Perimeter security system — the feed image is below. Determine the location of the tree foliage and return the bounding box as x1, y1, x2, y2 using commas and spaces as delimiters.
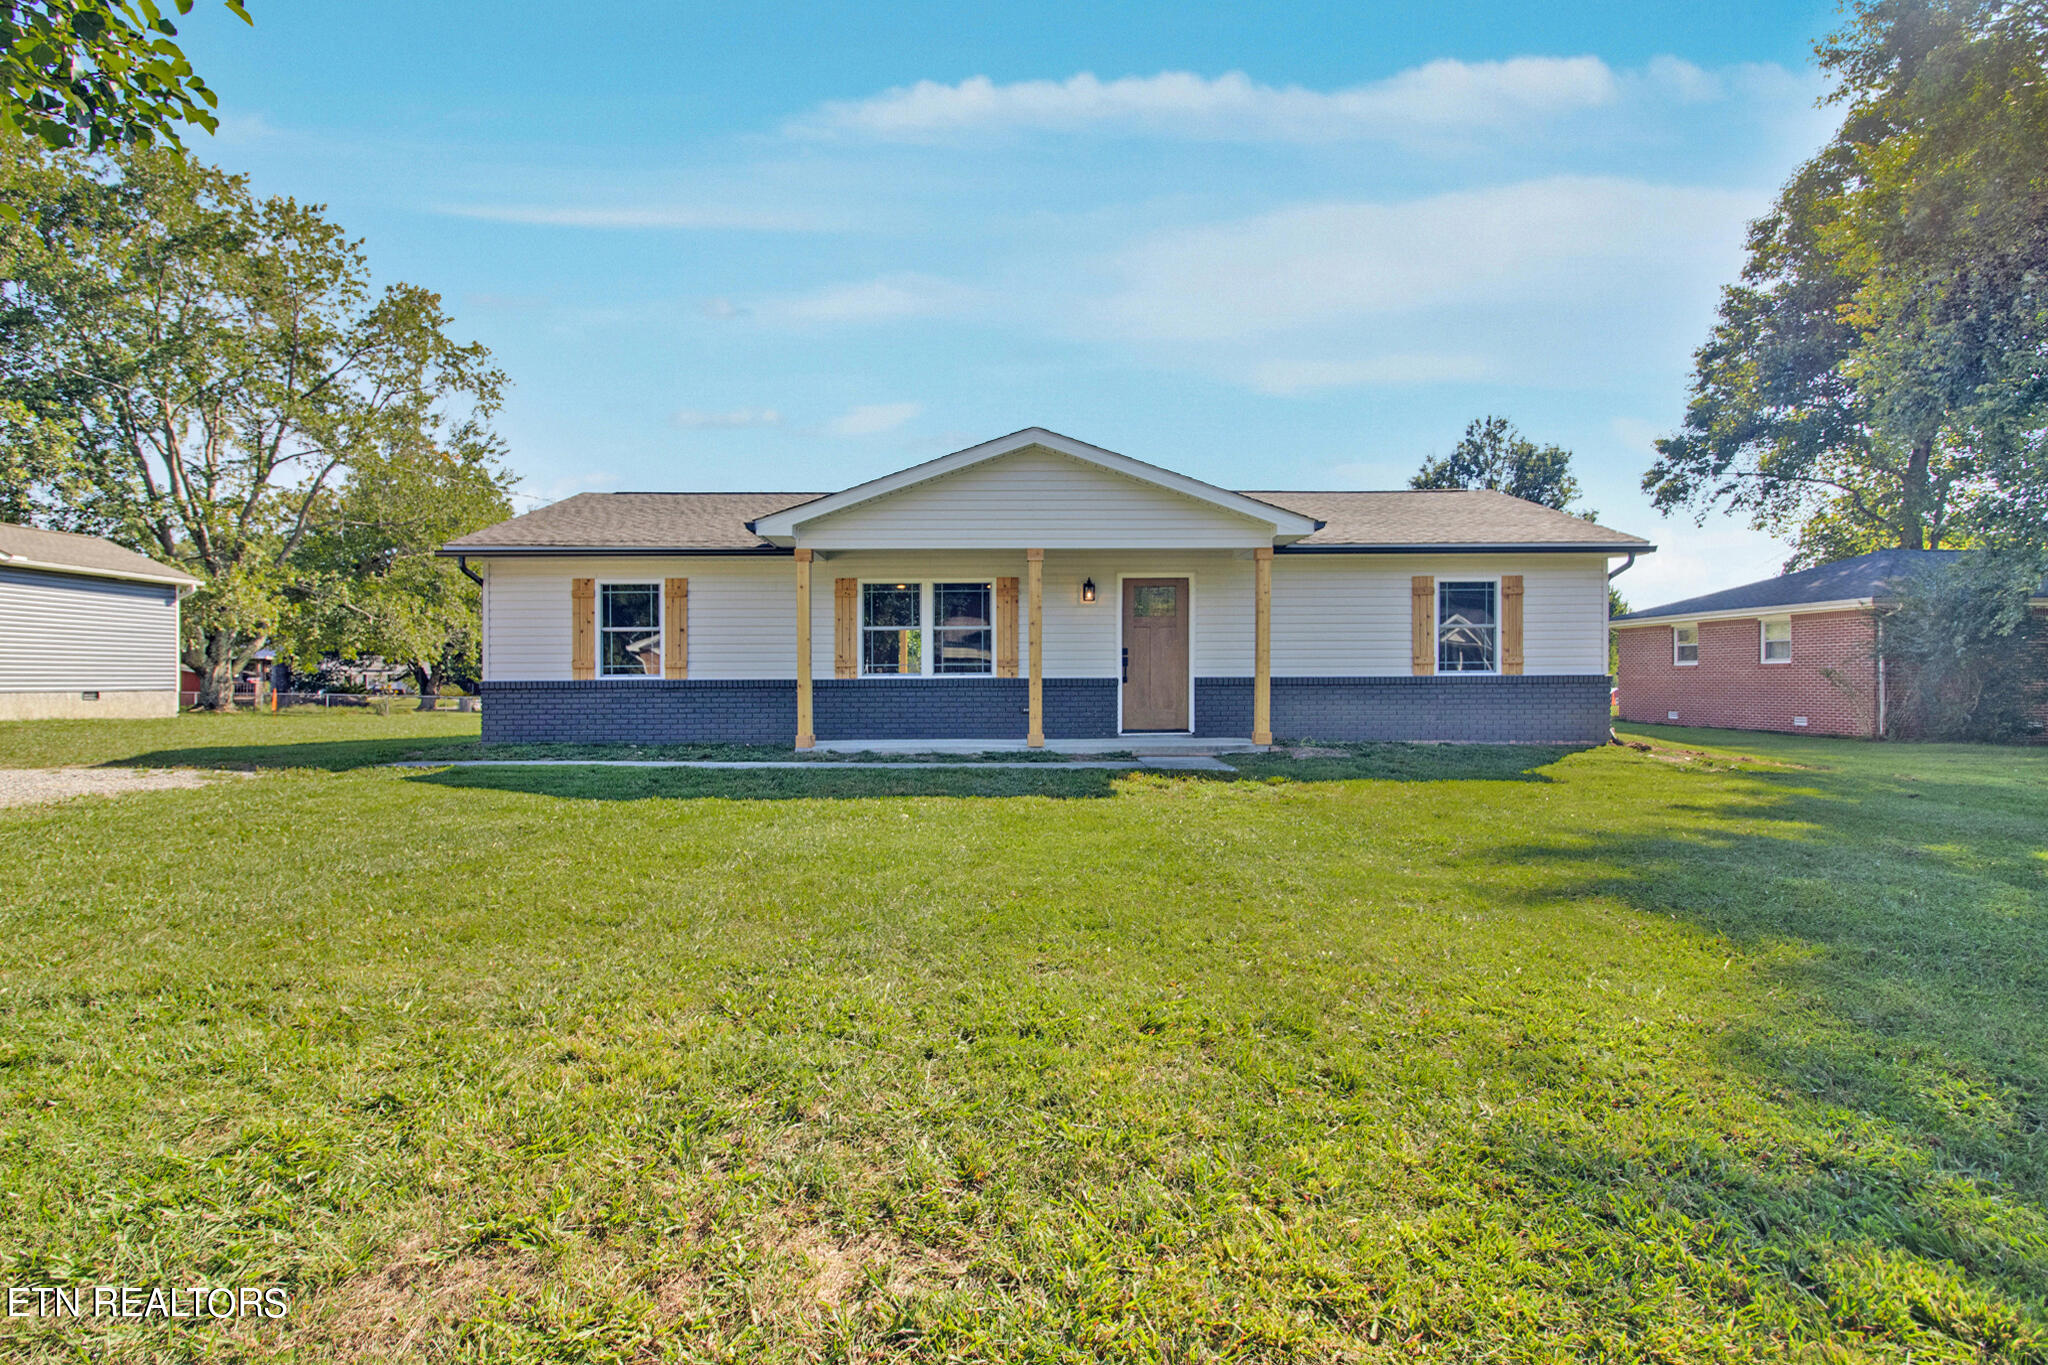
1646, 0, 2048, 566
1879, 552, 2048, 739
2, 1, 249, 152
287, 435, 513, 706
0, 137, 505, 707
1412, 416, 1588, 513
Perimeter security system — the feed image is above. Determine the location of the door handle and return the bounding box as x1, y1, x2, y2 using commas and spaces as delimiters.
1121, 647, 1128, 683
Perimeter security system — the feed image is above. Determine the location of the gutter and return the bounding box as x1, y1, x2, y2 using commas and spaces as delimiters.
1612, 596, 1877, 628
1275, 542, 1654, 556
434, 545, 794, 558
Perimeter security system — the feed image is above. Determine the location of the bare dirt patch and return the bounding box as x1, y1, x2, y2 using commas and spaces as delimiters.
0, 766, 223, 808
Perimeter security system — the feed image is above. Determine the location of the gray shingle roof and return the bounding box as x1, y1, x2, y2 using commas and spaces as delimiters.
443, 487, 1650, 553
1246, 489, 1649, 549
1610, 548, 2048, 623
0, 521, 201, 584
442, 492, 823, 552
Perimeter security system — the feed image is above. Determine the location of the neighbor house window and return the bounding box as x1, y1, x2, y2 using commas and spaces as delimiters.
1673, 623, 1699, 665
599, 583, 662, 676
862, 581, 994, 676
1437, 580, 1498, 673
1761, 617, 1792, 664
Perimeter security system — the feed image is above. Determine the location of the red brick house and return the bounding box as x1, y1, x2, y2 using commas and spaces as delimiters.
1613, 549, 2048, 739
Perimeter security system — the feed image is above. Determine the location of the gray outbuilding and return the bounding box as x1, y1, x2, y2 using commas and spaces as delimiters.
0, 522, 202, 720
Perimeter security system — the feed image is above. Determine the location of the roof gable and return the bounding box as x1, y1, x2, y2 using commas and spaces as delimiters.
748, 428, 1322, 544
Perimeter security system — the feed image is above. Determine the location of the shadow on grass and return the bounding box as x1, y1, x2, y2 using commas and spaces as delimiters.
116, 738, 475, 772
1479, 758, 2048, 1322
1225, 741, 1582, 784
404, 764, 1123, 801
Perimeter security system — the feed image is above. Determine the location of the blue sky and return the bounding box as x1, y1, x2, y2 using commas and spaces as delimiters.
175, 0, 1844, 606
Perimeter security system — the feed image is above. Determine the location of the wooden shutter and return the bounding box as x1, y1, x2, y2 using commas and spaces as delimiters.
996, 577, 1019, 677
1410, 575, 1435, 676
1500, 574, 1524, 675
571, 578, 596, 679
663, 577, 688, 679
834, 578, 858, 678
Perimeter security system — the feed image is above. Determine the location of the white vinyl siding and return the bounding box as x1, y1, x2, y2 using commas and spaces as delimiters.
793, 448, 1279, 551
474, 550, 1613, 681
478, 555, 794, 680
0, 567, 183, 693
1270, 554, 1610, 676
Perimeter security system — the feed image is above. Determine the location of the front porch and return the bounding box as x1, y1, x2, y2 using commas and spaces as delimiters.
791, 546, 1275, 750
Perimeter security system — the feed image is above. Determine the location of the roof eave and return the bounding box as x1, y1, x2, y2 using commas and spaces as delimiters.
435, 544, 789, 557
1280, 541, 1654, 555
1612, 596, 1874, 626
0, 552, 202, 587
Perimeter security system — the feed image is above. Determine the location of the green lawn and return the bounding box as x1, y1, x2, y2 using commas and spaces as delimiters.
0, 713, 2044, 1362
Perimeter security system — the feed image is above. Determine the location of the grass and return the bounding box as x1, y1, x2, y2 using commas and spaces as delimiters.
0, 712, 2044, 1361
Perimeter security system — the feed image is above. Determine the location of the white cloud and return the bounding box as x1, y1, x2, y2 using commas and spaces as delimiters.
822, 402, 922, 437
1098, 175, 1762, 344
434, 203, 833, 231
793, 55, 1791, 144
699, 297, 744, 320
671, 407, 781, 429
1250, 353, 1497, 394
762, 273, 982, 325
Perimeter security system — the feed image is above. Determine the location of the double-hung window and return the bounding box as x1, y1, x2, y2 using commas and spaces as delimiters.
1437, 580, 1498, 673
862, 582, 994, 676
599, 583, 663, 676
1760, 617, 1792, 664
1673, 623, 1699, 665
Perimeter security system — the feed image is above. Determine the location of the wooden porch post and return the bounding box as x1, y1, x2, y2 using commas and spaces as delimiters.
1026, 549, 1044, 748
1252, 547, 1273, 746
794, 548, 815, 749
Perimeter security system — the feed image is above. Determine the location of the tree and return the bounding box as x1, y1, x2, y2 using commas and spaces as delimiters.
1412, 416, 1589, 513
286, 432, 513, 708
3, 1, 250, 151
0, 138, 504, 707
1645, 0, 2048, 567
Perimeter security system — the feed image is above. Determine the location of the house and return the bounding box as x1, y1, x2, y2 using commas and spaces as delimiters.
0, 521, 202, 720
1611, 548, 2048, 738
441, 428, 1652, 748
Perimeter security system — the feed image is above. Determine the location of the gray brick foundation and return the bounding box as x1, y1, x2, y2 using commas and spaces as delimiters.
481, 679, 795, 744
1264, 674, 1612, 743
480, 673, 1610, 745
481, 676, 1121, 744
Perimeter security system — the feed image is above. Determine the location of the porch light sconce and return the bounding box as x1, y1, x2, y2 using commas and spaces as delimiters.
1080, 577, 1097, 604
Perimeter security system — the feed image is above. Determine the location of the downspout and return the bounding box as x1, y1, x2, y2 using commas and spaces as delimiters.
1607, 551, 1637, 582
456, 554, 483, 586
1874, 613, 1887, 740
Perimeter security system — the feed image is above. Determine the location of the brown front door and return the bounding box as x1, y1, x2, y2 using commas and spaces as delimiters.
1122, 577, 1190, 731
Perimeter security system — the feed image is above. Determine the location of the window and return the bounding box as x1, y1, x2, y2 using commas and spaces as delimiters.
1437, 580, 1498, 673
1673, 623, 1699, 666
862, 581, 996, 677
932, 582, 993, 674
599, 583, 662, 676
862, 583, 922, 675
1761, 617, 1792, 664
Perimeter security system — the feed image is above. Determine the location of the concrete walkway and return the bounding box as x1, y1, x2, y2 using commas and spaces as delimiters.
390, 755, 1239, 772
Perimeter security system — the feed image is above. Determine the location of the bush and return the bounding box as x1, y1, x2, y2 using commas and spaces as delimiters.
1879, 553, 2048, 741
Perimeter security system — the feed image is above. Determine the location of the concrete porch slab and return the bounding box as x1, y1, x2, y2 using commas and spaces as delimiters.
808, 736, 1267, 756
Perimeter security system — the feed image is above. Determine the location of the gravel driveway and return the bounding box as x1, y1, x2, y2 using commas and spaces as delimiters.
0, 767, 217, 809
